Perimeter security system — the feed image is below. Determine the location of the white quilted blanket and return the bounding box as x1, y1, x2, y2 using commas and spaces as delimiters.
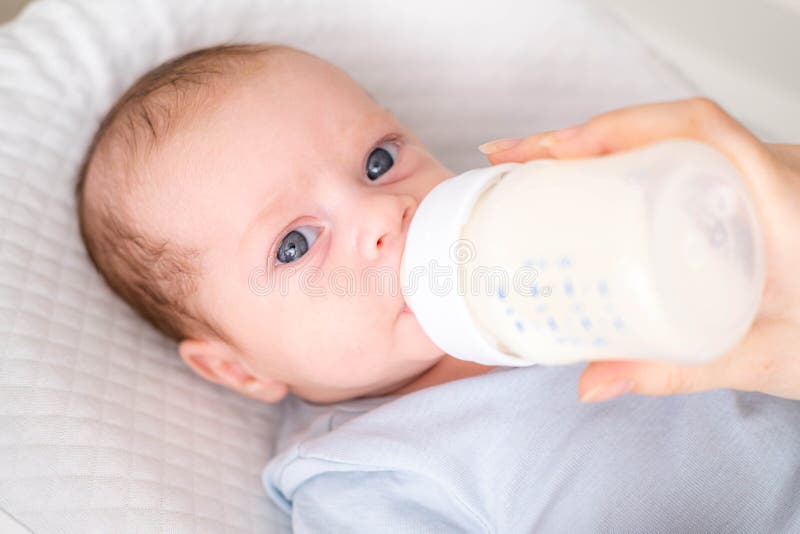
0, 0, 694, 532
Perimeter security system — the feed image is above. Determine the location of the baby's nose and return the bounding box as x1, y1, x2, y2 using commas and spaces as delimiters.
355, 195, 415, 262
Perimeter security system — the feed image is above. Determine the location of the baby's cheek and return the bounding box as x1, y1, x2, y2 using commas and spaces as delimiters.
280, 268, 396, 348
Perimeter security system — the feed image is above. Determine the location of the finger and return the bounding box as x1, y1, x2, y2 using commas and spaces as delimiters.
577, 358, 735, 402
485, 125, 598, 165
484, 130, 558, 165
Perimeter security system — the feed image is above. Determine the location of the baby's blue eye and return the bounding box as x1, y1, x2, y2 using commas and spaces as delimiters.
276, 226, 320, 265
366, 141, 399, 181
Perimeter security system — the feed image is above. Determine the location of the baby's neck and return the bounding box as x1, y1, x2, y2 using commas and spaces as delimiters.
387, 355, 495, 396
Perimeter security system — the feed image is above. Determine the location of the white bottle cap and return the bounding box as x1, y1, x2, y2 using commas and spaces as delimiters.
400, 163, 535, 367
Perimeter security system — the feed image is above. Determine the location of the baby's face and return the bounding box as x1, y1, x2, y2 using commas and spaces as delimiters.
139, 50, 454, 403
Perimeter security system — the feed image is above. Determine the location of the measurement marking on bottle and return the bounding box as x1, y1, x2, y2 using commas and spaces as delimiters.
597, 280, 608, 296
564, 280, 574, 296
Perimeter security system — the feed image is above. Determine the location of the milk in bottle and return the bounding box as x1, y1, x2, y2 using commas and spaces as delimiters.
400, 139, 764, 367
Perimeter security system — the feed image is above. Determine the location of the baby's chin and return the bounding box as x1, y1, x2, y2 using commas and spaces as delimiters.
353, 358, 444, 400
303, 348, 444, 404
293, 303, 446, 403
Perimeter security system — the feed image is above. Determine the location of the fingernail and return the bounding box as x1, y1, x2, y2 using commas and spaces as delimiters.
579, 379, 633, 403
478, 137, 523, 154
244, 378, 262, 392
539, 125, 582, 147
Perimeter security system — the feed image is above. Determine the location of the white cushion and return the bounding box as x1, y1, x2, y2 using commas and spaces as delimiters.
0, 0, 694, 532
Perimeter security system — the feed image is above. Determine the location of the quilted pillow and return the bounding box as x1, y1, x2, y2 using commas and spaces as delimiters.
0, 0, 694, 532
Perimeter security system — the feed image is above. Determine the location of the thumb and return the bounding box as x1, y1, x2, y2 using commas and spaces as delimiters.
578, 359, 732, 403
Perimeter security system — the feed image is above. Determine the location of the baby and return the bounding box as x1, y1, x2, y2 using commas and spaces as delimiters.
77, 44, 490, 405
77, 44, 800, 531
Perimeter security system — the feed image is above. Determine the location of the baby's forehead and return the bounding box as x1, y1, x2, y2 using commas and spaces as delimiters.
231, 56, 380, 123
171, 63, 390, 167
104, 46, 355, 160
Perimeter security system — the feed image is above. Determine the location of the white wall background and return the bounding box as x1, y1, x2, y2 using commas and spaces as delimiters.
603, 0, 800, 143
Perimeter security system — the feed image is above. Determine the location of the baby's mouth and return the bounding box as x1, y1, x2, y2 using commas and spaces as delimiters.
397, 204, 417, 317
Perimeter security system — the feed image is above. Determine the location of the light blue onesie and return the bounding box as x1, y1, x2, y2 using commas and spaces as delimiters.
262, 364, 800, 532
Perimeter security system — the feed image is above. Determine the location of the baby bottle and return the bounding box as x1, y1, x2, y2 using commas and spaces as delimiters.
400, 139, 765, 367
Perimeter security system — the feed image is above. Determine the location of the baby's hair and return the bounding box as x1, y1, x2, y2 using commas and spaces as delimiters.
75, 43, 291, 343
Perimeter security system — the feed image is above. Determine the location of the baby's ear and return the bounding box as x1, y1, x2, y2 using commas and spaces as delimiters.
178, 338, 224, 383
178, 338, 289, 403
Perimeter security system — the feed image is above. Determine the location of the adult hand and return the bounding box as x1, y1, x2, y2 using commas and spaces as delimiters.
478, 98, 800, 402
